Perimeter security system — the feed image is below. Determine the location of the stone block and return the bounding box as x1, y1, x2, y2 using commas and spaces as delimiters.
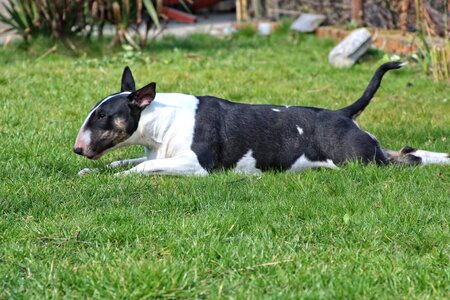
290, 13, 326, 33
328, 28, 372, 67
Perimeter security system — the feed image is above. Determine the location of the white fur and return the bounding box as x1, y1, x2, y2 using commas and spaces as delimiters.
83, 129, 91, 145
288, 154, 338, 172
118, 155, 208, 176
411, 150, 448, 158
272, 108, 281, 112
296, 126, 304, 135
113, 93, 207, 176
409, 149, 450, 165
78, 156, 149, 176
234, 150, 261, 174
74, 129, 92, 150
109, 157, 148, 168
419, 157, 450, 165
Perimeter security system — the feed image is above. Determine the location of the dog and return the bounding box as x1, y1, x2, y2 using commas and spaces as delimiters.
74, 62, 449, 176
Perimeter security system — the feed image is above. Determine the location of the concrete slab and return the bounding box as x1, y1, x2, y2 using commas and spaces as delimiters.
161, 13, 236, 37
328, 28, 372, 67
290, 13, 326, 33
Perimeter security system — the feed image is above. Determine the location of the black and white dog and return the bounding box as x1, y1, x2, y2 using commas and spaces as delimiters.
74, 62, 449, 176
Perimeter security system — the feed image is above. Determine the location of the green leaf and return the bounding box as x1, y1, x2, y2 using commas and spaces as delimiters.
142, 0, 160, 29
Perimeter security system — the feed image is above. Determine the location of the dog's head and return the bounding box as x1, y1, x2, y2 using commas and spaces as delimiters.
73, 67, 156, 160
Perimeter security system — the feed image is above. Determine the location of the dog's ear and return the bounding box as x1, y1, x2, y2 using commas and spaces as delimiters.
121, 66, 136, 92
128, 82, 156, 109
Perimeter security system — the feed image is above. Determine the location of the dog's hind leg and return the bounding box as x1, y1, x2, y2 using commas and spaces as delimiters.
382, 149, 422, 165
383, 147, 450, 166
400, 146, 450, 165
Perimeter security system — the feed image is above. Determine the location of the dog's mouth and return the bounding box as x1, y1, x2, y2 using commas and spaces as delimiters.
87, 152, 104, 160
87, 147, 116, 160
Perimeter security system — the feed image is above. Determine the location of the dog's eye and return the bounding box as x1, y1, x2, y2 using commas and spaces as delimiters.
98, 113, 106, 119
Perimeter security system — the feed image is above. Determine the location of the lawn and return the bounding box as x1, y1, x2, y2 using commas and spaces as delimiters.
0, 26, 449, 299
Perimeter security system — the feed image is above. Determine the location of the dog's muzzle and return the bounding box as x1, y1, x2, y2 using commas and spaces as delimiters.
73, 147, 84, 156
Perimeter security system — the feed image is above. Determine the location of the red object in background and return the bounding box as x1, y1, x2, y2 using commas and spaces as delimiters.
192, 0, 222, 10
161, 0, 222, 24
161, 6, 197, 23
163, 0, 190, 5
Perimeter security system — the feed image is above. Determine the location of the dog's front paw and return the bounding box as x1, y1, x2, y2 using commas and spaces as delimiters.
109, 161, 125, 168
78, 168, 98, 176
113, 170, 131, 177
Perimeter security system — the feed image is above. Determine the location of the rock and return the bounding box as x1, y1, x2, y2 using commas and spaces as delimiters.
290, 13, 326, 33
328, 28, 372, 67
258, 22, 272, 36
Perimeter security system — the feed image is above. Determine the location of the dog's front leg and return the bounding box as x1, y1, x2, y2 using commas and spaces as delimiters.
108, 157, 149, 168
78, 156, 148, 176
115, 156, 208, 176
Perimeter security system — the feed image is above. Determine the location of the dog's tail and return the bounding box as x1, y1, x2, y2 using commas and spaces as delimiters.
338, 61, 407, 119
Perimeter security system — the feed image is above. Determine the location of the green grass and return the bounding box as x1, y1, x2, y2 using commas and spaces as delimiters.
1, 27, 449, 299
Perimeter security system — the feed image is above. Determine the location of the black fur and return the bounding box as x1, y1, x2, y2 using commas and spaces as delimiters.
191, 97, 386, 172
191, 62, 404, 172
121, 66, 136, 92
85, 94, 140, 157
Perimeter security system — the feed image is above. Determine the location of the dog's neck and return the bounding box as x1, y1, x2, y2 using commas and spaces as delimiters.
116, 93, 199, 155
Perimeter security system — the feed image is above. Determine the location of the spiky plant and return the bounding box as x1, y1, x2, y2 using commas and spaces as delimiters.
0, 0, 161, 48
415, 0, 449, 81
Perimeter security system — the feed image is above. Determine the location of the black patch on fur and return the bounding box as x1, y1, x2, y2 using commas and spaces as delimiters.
191, 96, 387, 172
403, 154, 422, 165
85, 94, 141, 157
400, 146, 417, 155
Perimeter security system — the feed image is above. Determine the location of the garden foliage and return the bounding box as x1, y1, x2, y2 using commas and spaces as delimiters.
0, 0, 160, 47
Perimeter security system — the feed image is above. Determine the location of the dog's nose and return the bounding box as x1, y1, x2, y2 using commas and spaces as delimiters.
73, 147, 83, 155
